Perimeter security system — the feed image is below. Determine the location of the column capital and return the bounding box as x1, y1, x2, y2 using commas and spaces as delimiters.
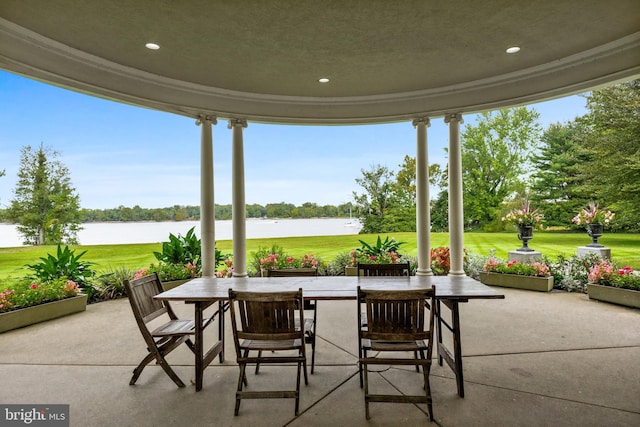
195, 114, 217, 125
412, 117, 431, 127
228, 118, 248, 129
444, 113, 464, 124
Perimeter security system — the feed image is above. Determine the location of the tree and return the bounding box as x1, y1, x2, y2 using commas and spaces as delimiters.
530, 122, 591, 226
576, 80, 640, 231
460, 107, 542, 228
7, 144, 82, 245
352, 165, 398, 233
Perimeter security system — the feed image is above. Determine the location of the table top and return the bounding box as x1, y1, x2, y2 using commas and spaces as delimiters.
155, 275, 505, 302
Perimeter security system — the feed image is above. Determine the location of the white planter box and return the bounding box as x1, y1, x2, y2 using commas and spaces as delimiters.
587, 283, 640, 309
479, 272, 553, 292
0, 294, 88, 334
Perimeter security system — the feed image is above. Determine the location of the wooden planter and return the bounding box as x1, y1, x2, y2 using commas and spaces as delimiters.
479, 271, 553, 292
161, 279, 190, 290
0, 294, 88, 334
587, 283, 640, 309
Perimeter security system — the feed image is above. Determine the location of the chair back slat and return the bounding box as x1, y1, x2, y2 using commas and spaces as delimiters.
357, 262, 410, 276
229, 289, 304, 339
359, 287, 434, 342
125, 273, 167, 324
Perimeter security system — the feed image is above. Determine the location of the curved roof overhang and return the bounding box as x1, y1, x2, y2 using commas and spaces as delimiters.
1, 1, 639, 124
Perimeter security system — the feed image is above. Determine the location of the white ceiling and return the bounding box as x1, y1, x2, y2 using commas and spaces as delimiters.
1, 0, 639, 124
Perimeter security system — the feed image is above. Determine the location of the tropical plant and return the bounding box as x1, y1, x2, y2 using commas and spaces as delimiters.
153, 227, 202, 271
25, 244, 96, 297
94, 266, 133, 300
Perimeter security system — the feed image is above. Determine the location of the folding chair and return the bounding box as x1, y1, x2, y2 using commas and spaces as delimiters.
266, 268, 318, 373
357, 286, 436, 421
357, 262, 410, 276
228, 288, 308, 416
124, 273, 210, 387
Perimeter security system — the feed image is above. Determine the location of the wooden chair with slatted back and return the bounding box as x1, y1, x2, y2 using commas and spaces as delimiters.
124, 273, 198, 387
266, 268, 318, 373
228, 288, 309, 416
357, 286, 436, 421
357, 262, 410, 276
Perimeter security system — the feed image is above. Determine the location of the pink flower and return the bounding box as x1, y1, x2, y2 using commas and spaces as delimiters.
30, 283, 38, 289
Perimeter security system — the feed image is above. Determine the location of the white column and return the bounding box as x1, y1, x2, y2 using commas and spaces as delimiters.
413, 117, 433, 276
229, 118, 248, 277
197, 115, 217, 277
445, 113, 465, 276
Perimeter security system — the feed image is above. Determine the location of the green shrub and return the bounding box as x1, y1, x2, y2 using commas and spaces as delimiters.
25, 244, 97, 298
94, 266, 132, 300
153, 227, 202, 272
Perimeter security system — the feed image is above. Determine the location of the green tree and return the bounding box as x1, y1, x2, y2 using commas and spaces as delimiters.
7, 144, 82, 245
530, 122, 590, 226
576, 80, 640, 231
352, 165, 397, 233
461, 107, 542, 228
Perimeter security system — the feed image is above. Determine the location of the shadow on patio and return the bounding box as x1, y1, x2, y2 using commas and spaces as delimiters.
1, 286, 639, 426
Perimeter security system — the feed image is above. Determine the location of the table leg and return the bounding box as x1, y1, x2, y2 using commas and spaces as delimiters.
435, 299, 465, 398
194, 301, 205, 392
218, 301, 225, 363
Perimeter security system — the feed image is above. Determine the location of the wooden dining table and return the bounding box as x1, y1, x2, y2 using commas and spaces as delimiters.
154, 275, 505, 393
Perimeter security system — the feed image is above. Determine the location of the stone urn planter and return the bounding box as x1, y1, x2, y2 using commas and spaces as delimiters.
479, 271, 553, 292
0, 294, 88, 334
587, 283, 640, 309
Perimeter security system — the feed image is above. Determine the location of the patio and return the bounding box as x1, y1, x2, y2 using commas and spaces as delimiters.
1, 286, 638, 426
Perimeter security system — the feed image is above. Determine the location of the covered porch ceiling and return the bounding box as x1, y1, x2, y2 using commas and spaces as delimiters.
1, 0, 639, 124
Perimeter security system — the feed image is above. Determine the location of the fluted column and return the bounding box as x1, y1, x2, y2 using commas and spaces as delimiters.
445, 113, 465, 276
413, 117, 433, 276
196, 115, 217, 277
229, 118, 248, 277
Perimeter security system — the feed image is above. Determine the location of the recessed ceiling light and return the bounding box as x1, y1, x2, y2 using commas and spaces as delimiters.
145, 42, 160, 50
318, 78, 330, 83
506, 46, 520, 54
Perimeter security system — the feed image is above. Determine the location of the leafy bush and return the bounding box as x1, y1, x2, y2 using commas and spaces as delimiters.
94, 266, 133, 300
349, 236, 406, 266
153, 227, 202, 272
25, 244, 97, 298
464, 252, 490, 280
544, 253, 601, 292
326, 252, 352, 276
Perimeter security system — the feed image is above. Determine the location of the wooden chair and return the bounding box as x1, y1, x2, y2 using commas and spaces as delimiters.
357, 262, 410, 276
228, 288, 309, 416
266, 268, 318, 373
124, 273, 209, 387
357, 286, 436, 421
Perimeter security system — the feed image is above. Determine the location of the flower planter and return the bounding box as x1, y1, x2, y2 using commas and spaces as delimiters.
587, 283, 640, 309
262, 267, 317, 277
0, 294, 88, 334
345, 266, 359, 276
161, 279, 190, 290
479, 272, 553, 292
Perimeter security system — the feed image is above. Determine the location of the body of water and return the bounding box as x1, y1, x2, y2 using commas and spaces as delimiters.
0, 218, 362, 248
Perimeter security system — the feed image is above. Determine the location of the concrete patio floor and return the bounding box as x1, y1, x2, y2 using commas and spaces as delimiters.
1, 286, 639, 426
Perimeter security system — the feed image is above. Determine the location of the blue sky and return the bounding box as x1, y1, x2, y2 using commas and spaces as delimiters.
0, 70, 588, 210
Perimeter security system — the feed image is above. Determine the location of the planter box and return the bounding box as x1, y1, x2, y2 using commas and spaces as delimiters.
0, 294, 88, 334
587, 283, 640, 309
479, 272, 553, 292
262, 268, 317, 277
161, 279, 190, 290
345, 266, 359, 276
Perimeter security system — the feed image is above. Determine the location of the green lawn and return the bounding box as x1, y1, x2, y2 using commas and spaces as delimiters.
1, 231, 638, 282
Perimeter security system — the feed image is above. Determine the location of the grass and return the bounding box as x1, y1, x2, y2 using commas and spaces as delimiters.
1, 231, 639, 282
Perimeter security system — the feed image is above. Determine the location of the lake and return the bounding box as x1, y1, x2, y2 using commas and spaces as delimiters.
0, 218, 362, 248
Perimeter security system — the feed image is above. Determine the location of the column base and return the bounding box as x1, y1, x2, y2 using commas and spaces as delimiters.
577, 246, 611, 260
508, 251, 542, 264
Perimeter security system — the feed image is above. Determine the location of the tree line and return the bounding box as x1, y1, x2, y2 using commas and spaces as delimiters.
351, 80, 640, 233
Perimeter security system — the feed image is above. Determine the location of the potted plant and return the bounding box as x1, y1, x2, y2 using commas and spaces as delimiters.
572, 201, 615, 247
479, 257, 554, 292
586, 260, 640, 308
345, 236, 408, 276
0, 278, 86, 333
501, 201, 544, 252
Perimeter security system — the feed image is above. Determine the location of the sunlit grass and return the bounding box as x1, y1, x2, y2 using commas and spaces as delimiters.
1, 231, 638, 281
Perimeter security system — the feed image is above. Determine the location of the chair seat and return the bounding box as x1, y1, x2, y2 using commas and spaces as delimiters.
151, 319, 195, 336
363, 338, 428, 352
240, 338, 303, 351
